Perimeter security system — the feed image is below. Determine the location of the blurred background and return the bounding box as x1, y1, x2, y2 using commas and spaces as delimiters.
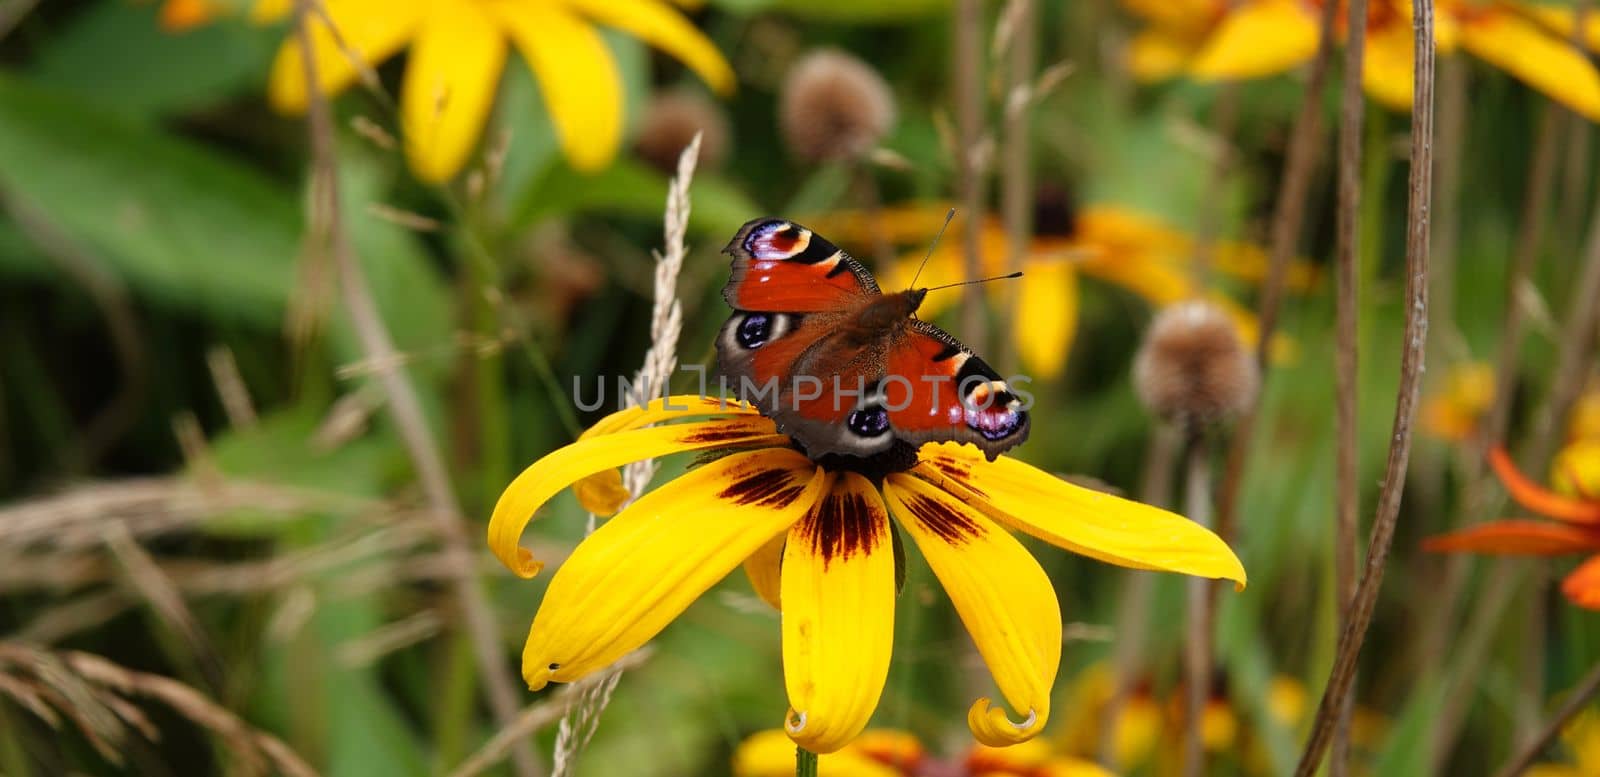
1, 0, 1599, 775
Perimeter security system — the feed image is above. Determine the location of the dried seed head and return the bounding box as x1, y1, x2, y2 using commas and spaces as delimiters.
634, 90, 730, 174
778, 49, 896, 162
1133, 301, 1260, 429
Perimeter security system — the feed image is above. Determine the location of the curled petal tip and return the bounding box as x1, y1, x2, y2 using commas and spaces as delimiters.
510, 549, 544, 579
522, 662, 554, 692
967, 698, 1044, 747
785, 709, 807, 735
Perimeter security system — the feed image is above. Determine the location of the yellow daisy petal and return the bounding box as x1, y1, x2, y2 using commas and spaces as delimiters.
399, 0, 506, 182
1013, 258, 1078, 378
488, 415, 785, 578
913, 443, 1247, 587
1360, 17, 1416, 112
1128, 28, 1204, 82
267, 0, 424, 113
732, 729, 904, 777
573, 395, 758, 516
744, 531, 786, 609
883, 473, 1059, 747
250, 0, 292, 24
496, 0, 623, 171
522, 448, 824, 689
1119, 0, 1220, 28
1515, 2, 1600, 54
1189, 0, 1319, 82
582, 395, 758, 440
1459, 11, 1600, 122
805, 204, 962, 248
566, 0, 736, 95
782, 474, 897, 753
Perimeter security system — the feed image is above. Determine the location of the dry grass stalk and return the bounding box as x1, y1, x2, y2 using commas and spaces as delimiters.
206, 346, 259, 430
999, 0, 1035, 374
0, 642, 318, 776
1330, 0, 1370, 771
103, 520, 224, 692
953, 0, 988, 349
1293, 1, 1434, 773
1492, 658, 1600, 777
334, 610, 444, 668
289, 2, 536, 773
1180, 438, 1214, 777
550, 135, 701, 777
450, 649, 653, 777
1213, 0, 1340, 552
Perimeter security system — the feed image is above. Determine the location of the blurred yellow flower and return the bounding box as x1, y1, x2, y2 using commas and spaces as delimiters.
1529, 709, 1600, 777
1421, 360, 1496, 443
1120, 0, 1600, 121
161, 0, 734, 181
810, 201, 1308, 379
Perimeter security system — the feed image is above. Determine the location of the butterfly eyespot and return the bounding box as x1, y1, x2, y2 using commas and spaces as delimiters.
846, 406, 891, 438
737, 313, 773, 348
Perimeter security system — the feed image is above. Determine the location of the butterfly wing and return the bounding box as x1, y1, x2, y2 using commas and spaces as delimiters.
722, 218, 879, 312
874, 319, 1030, 460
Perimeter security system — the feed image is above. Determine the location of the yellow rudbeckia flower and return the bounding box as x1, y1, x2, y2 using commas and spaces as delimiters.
163, 0, 734, 181
810, 202, 1307, 378
1121, 0, 1600, 121
489, 396, 1246, 753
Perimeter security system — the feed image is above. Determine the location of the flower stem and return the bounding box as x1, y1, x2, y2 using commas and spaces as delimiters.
796, 747, 819, 777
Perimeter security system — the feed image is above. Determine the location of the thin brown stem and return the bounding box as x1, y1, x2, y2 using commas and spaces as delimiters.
1293, 1, 1433, 773
954, 0, 988, 350
1429, 57, 1467, 359
999, 0, 1035, 375
1330, 0, 1368, 771
1213, 0, 1339, 547
1492, 658, 1600, 777
290, 3, 537, 775
1099, 423, 1182, 767
1181, 435, 1214, 777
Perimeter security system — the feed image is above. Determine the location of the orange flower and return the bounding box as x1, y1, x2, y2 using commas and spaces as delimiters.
1425, 444, 1600, 609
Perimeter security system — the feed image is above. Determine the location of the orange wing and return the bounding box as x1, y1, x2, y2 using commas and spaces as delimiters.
722, 218, 879, 312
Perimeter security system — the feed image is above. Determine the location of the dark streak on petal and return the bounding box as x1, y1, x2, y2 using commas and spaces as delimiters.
796, 490, 883, 568
718, 468, 809, 508
898, 493, 983, 545
679, 424, 764, 444
927, 459, 987, 499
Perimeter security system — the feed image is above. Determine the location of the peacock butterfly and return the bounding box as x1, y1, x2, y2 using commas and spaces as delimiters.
715, 217, 1029, 471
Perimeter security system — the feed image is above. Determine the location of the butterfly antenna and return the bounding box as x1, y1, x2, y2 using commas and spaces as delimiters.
908, 207, 957, 289
923, 271, 1024, 292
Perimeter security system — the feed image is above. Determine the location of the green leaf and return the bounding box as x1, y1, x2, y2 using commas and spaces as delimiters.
0, 75, 451, 369
28, 2, 279, 118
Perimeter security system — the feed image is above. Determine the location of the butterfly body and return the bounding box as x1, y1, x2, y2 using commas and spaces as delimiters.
716, 218, 1029, 470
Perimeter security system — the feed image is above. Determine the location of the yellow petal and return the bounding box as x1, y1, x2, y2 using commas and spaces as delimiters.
732, 729, 904, 777
1360, 17, 1416, 112
744, 531, 786, 609
1119, 0, 1221, 28
1128, 28, 1203, 82
522, 448, 823, 689
1190, 0, 1319, 81
573, 395, 760, 516
1037, 758, 1119, 777
250, 0, 292, 24
398, 0, 506, 182
1014, 258, 1078, 378
1516, 2, 1600, 54
582, 395, 759, 440
495, 0, 623, 171
1552, 440, 1600, 500
913, 443, 1247, 587
781, 474, 897, 753
883, 474, 1059, 747
565, 0, 736, 95
1572, 388, 1600, 442
573, 466, 631, 515
267, 0, 424, 113
488, 416, 785, 578
1460, 11, 1600, 122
